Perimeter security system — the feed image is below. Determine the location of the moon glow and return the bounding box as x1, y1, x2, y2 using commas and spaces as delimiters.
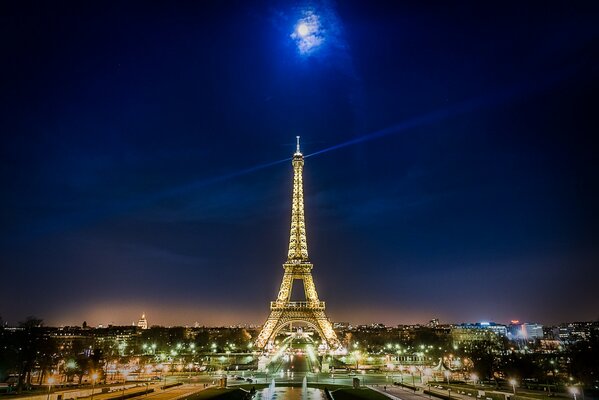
297, 23, 310, 37
291, 12, 324, 55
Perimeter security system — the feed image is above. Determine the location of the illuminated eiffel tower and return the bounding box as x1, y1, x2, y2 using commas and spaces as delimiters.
255, 137, 341, 350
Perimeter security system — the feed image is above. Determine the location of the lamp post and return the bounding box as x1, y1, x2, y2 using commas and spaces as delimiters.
569, 387, 579, 400
398, 365, 404, 385
509, 379, 517, 395
424, 368, 432, 398
471, 374, 478, 389
353, 351, 361, 372
46, 377, 55, 400
409, 366, 416, 392
90, 373, 98, 400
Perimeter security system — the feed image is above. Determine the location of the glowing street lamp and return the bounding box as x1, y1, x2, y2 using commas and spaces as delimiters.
509, 379, 517, 395
353, 351, 362, 371
424, 368, 433, 399
47, 377, 55, 400
568, 387, 579, 400
443, 370, 452, 399
90, 373, 98, 400
470, 374, 478, 388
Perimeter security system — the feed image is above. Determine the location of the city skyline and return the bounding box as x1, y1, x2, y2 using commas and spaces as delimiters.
2, 1, 598, 327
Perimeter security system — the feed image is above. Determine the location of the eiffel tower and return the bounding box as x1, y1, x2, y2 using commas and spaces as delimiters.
255, 137, 341, 350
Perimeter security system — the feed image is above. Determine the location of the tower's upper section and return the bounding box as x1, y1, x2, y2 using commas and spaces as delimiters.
287, 136, 309, 262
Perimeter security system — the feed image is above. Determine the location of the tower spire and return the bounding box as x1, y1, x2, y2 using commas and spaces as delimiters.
287, 138, 308, 262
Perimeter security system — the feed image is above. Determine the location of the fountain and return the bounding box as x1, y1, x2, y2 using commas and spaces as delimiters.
263, 378, 276, 400
302, 376, 308, 400
257, 376, 325, 399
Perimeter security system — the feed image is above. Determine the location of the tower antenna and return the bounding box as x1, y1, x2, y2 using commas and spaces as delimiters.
296, 136, 301, 154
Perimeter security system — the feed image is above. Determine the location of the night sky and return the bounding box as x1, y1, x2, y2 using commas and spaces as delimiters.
1, 1, 598, 327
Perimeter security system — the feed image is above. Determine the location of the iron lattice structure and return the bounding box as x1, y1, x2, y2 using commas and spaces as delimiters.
255, 138, 341, 350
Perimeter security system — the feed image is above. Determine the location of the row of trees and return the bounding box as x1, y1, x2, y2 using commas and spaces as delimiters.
0, 318, 256, 393
0, 317, 105, 393
344, 326, 599, 387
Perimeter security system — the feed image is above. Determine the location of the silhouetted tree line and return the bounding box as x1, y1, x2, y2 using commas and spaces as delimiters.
0, 317, 104, 393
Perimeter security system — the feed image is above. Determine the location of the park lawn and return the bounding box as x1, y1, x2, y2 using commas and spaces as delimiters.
331, 388, 390, 400
233, 383, 268, 390
308, 383, 352, 390
183, 388, 249, 400
440, 383, 563, 400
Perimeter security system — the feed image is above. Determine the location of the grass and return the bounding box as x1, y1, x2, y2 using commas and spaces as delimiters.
182, 388, 249, 400
330, 388, 391, 400
437, 383, 565, 400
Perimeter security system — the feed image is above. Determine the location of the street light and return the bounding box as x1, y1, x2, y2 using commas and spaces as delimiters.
353, 351, 361, 371
424, 368, 432, 399
509, 379, 517, 395
409, 366, 416, 392
471, 374, 478, 388
90, 373, 98, 400
163, 366, 169, 385
398, 365, 404, 385
569, 387, 579, 400
47, 377, 55, 400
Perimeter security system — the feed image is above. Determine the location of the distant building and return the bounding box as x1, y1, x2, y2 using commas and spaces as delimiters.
137, 313, 148, 330
428, 318, 440, 328
451, 322, 507, 345
333, 322, 352, 330
553, 321, 599, 343
508, 322, 543, 340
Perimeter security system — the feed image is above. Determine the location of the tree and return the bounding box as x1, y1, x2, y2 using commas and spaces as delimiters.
568, 331, 599, 386
14, 316, 55, 392
500, 353, 544, 381
467, 340, 501, 382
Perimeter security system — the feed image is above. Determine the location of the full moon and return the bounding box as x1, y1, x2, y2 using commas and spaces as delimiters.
297, 23, 309, 37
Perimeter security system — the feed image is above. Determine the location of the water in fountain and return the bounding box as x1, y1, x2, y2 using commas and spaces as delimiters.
264, 378, 275, 400
302, 376, 308, 400
256, 387, 324, 400
261, 378, 274, 400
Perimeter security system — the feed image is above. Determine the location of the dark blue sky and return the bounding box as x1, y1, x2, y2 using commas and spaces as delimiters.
1, 1, 598, 327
